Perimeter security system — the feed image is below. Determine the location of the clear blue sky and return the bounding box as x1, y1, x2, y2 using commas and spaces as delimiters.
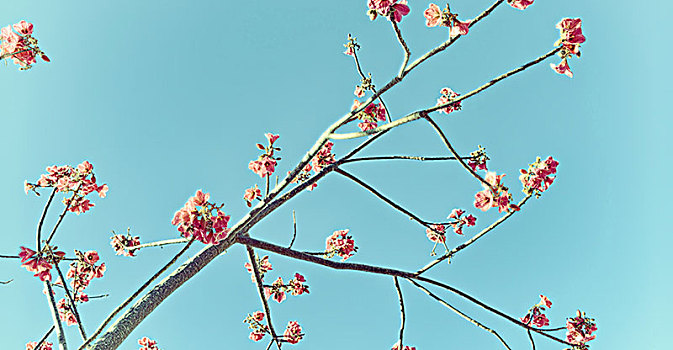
1, 0, 670, 349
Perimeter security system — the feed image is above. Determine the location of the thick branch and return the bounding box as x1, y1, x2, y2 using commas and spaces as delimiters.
54, 263, 87, 340
45, 280, 68, 350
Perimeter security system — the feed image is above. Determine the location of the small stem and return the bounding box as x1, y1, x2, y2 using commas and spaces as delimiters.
407, 279, 511, 350
391, 20, 410, 77
394, 277, 406, 350
44, 280, 68, 350
245, 246, 282, 350
54, 263, 87, 340
288, 211, 297, 249
341, 155, 471, 164
46, 184, 83, 246
126, 238, 190, 251
528, 328, 536, 350
36, 188, 58, 253
0, 279, 13, 284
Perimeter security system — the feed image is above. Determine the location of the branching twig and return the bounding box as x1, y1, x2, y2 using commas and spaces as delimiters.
416, 195, 532, 274
54, 262, 87, 340
44, 280, 68, 350
407, 279, 511, 350
36, 188, 57, 253
341, 155, 472, 164
391, 20, 410, 77
393, 277, 406, 350
126, 238, 190, 252
246, 246, 282, 350
80, 237, 196, 349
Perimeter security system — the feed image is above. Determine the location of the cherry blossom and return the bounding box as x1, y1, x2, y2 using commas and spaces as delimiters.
66, 250, 106, 293
425, 224, 446, 244
288, 273, 310, 296
507, 0, 535, 10
474, 171, 519, 213
392, 343, 417, 350
351, 99, 387, 132
110, 231, 141, 257
447, 209, 477, 235
171, 189, 231, 245
244, 255, 273, 282
1, 20, 49, 70
519, 156, 558, 197
367, 0, 410, 23
566, 310, 597, 347
436, 87, 462, 115
283, 321, 304, 344
25, 161, 108, 215
138, 337, 160, 350
244, 311, 270, 342
57, 298, 78, 326
325, 229, 358, 261
26, 341, 53, 350
243, 184, 262, 207
264, 277, 287, 303
520, 294, 552, 328
551, 18, 586, 78
18, 246, 65, 282
424, 3, 471, 38
249, 133, 281, 178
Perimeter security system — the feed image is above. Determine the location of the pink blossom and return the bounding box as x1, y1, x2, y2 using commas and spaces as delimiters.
520, 156, 559, 196
243, 184, 261, 207
172, 189, 231, 245
391, 1, 410, 22
12, 20, 33, 35
283, 321, 303, 344
252, 311, 265, 322
244, 255, 273, 281
550, 59, 573, 78
264, 277, 287, 303
566, 310, 597, 346
265, 133, 280, 145
507, 0, 535, 10
436, 87, 462, 115
325, 229, 358, 260
57, 298, 78, 326
449, 19, 471, 38
367, 0, 409, 23
424, 3, 442, 27
392, 343, 416, 350
288, 273, 310, 296
426, 224, 446, 243
110, 232, 141, 257
448, 208, 465, 219
249, 155, 277, 178
138, 337, 160, 350
474, 189, 494, 211
539, 295, 552, 308
249, 330, 266, 342
26, 341, 53, 350
354, 85, 365, 97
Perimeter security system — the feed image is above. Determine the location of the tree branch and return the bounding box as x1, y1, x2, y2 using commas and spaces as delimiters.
391, 20, 411, 77
246, 246, 282, 350
44, 280, 68, 350
393, 277, 406, 350
54, 262, 87, 340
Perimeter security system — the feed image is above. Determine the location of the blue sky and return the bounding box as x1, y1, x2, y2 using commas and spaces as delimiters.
1, 0, 671, 349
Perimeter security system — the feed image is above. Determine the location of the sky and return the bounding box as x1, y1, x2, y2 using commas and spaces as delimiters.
1, 0, 671, 349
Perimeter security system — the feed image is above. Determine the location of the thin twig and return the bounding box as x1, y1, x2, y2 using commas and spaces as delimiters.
0, 46, 37, 60
394, 277, 406, 350
46, 184, 82, 245
237, 235, 573, 346
416, 195, 532, 274
126, 238, 189, 251
54, 263, 87, 340
528, 328, 536, 350
79, 238, 195, 349
34, 326, 55, 350
351, 44, 392, 122
246, 246, 282, 350
391, 20, 410, 77
36, 188, 57, 253
407, 279, 511, 350
288, 211, 297, 249
329, 47, 562, 141
341, 155, 471, 164
0, 279, 13, 284
87, 294, 110, 300
335, 168, 450, 231
44, 280, 68, 350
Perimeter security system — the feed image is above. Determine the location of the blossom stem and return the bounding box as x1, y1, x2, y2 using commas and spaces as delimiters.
245, 246, 282, 350
407, 279, 511, 350
237, 235, 573, 346
527, 328, 536, 350
126, 238, 190, 252
351, 43, 392, 122
36, 188, 57, 253
391, 20, 411, 78
416, 194, 532, 274
394, 277, 406, 350
54, 262, 87, 340
288, 210, 297, 249
80, 237, 195, 350
44, 280, 68, 350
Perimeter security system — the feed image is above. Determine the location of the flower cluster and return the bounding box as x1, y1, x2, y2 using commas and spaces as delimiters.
244, 311, 270, 342
290, 141, 336, 191
25, 341, 52, 350
565, 310, 597, 349
447, 208, 477, 235
351, 99, 387, 131
249, 133, 281, 178
56, 298, 78, 326
66, 250, 106, 293
392, 343, 417, 350
367, 0, 410, 22
343, 34, 359, 57
507, 0, 535, 10
25, 161, 109, 215
243, 184, 262, 207
425, 224, 446, 244
283, 321, 304, 344
110, 231, 141, 257
244, 254, 273, 282
468, 145, 489, 171
263, 273, 310, 303
138, 337, 160, 350
435, 87, 462, 115
424, 3, 471, 38
324, 229, 358, 261
551, 18, 586, 78
519, 156, 559, 197
171, 190, 231, 245
474, 171, 519, 213
1, 20, 49, 70
18, 246, 65, 282
520, 295, 552, 328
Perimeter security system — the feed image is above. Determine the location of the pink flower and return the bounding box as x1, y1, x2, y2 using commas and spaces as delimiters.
12, 20, 33, 35
288, 273, 310, 296
110, 232, 141, 257
391, 1, 410, 22
520, 156, 559, 195
550, 58, 573, 78
367, 0, 409, 23
252, 311, 265, 322
244, 255, 273, 282
507, 0, 534, 10
354, 85, 365, 97
265, 133, 280, 145
264, 277, 287, 303
249, 155, 277, 178
449, 19, 471, 38
138, 337, 160, 350
426, 224, 446, 243
249, 330, 266, 342
283, 321, 303, 344
424, 3, 442, 27
392, 343, 416, 350
436, 87, 462, 115
566, 310, 597, 346
325, 229, 358, 260
448, 208, 465, 219
172, 190, 231, 245
474, 189, 494, 211
26, 341, 53, 350
243, 185, 262, 207
539, 295, 552, 308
